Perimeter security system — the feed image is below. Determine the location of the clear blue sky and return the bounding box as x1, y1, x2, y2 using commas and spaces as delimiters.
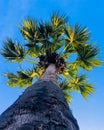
0, 0, 104, 130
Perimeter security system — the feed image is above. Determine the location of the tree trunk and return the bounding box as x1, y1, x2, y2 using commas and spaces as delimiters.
0, 80, 79, 130
41, 64, 58, 85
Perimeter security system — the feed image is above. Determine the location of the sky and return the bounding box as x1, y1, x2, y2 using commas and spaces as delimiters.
0, 0, 104, 130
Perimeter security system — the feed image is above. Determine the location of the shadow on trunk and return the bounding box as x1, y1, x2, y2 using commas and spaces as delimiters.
0, 80, 80, 130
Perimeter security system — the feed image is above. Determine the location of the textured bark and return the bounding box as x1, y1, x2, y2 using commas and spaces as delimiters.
0, 80, 80, 130
41, 64, 58, 85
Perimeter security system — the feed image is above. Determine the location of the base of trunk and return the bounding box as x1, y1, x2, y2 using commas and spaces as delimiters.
0, 80, 79, 130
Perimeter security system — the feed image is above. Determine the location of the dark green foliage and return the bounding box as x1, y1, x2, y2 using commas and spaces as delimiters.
76, 44, 101, 70
1, 39, 26, 62
69, 75, 95, 99
60, 80, 72, 103
65, 24, 90, 44
1, 12, 101, 103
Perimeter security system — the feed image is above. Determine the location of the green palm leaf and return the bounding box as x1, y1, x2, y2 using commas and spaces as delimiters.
38, 22, 53, 39
62, 62, 78, 78
25, 43, 42, 57
65, 24, 90, 44
76, 44, 101, 70
1, 39, 26, 62
4, 72, 33, 88
51, 12, 67, 38
51, 12, 67, 27
59, 80, 72, 103
69, 75, 95, 98
4, 66, 44, 88
20, 19, 39, 42
73, 24, 90, 43
80, 84, 95, 99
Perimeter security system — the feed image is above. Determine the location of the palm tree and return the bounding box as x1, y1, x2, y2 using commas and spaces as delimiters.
0, 12, 101, 129
1, 12, 101, 102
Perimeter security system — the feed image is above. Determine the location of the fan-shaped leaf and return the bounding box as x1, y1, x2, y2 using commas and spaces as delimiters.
76, 44, 100, 70
20, 19, 38, 42
1, 39, 26, 62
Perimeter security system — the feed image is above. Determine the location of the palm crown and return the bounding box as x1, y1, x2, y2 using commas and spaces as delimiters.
1, 12, 101, 103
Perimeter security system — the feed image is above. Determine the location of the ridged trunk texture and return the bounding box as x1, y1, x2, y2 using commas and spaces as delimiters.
41, 64, 58, 85
0, 80, 80, 130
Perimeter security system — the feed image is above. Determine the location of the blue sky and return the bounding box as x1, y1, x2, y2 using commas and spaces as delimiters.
0, 0, 104, 130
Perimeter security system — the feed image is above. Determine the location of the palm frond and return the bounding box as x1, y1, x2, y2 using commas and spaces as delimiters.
38, 22, 53, 40
69, 75, 87, 90
80, 84, 95, 99
51, 12, 67, 27
65, 24, 90, 45
76, 44, 101, 70
4, 72, 33, 88
1, 39, 26, 62
62, 62, 78, 78
60, 80, 71, 90
59, 80, 72, 103
77, 44, 98, 60
25, 43, 42, 57
63, 92, 72, 104
26, 66, 44, 78
60, 43, 75, 59
51, 12, 67, 38
74, 24, 90, 43
20, 19, 39, 42
64, 25, 74, 43
4, 66, 44, 88
69, 74, 95, 98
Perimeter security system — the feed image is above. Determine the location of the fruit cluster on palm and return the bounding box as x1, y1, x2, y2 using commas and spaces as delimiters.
1, 12, 101, 103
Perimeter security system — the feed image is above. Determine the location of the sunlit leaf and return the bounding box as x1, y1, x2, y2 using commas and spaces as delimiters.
1, 39, 26, 62
65, 24, 90, 44
20, 19, 38, 42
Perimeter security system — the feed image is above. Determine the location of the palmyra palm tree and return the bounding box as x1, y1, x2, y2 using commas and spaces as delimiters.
0, 12, 102, 130
1, 12, 101, 103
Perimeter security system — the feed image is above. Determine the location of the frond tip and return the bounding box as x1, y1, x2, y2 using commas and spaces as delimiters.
76, 44, 101, 70
65, 24, 90, 44
60, 80, 72, 103
4, 71, 33, 88
51, 12, 68, 27
4, 66, 44, 88
1, 39, 26, 62
20, 19, 38, 42
69, 75, 95, 99
80, 84, 95, 99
